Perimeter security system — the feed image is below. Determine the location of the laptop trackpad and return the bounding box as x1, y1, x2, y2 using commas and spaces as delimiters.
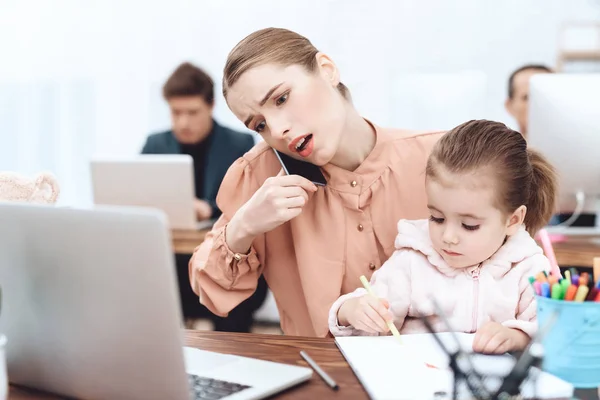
183, 347, 237, 374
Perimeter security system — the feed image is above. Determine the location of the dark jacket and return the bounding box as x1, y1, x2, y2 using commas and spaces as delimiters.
141, 120, 254, 218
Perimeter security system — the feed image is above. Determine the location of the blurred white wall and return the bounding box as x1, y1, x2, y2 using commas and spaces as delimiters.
1, 0, 599, 205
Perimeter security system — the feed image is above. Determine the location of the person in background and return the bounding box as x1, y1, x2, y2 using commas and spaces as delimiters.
142, 62, 267, 332
504, 64, 552, 138
505, 64, 596, 228
142, 62, 255, 221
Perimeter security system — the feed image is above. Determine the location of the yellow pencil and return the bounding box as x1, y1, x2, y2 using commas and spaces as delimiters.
359, 275, 402, 344
574, 285, 589, 302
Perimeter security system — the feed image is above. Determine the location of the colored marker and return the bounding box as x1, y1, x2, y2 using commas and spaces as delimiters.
536, 272, 548, 284
538, 228, 561, 277
575, 285, 590, 302
528, 276, 536, 285
586, 288, 598, 302
594, 257, 600, 287
580, 272, 589, 287
569, 268, 579, 278
561, 278, 570, 294
540, 282, 549, 297
596, 291, 600, 302
572, 274, 580, 287
533, 281, 542, 296
540, 282, 551, 298
551, 283, 563, 300
564, 285, 578, 301
565, 270, 571, 284
548, 275, 559, 286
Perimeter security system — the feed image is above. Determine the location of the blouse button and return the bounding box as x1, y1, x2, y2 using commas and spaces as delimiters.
369, 263, 376, 271
350, 180, 357, 187
233, 253, 242, 261
357, 224, 364, 232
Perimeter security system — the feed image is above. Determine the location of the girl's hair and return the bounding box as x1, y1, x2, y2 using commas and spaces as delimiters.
222, 27, 350, 100
426, 119, 557, 236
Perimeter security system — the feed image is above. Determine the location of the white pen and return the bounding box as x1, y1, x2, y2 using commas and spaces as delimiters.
299, 350, 339, 391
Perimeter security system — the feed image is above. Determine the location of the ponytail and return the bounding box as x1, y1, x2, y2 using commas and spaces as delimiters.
427, 120, 559, 238
524, 149, 558, 236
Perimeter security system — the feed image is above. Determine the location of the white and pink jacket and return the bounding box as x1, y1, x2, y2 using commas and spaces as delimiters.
329, 219, 550, 338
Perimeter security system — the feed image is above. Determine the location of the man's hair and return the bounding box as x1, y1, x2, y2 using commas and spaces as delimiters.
507, 64, 553, 99
163, 62, 214, 104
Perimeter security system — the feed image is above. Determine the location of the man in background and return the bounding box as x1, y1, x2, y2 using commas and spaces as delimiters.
142, 62, 267, 332
142, 62, 254, 221
506, 64, 596, 227
504, 64, 553, 137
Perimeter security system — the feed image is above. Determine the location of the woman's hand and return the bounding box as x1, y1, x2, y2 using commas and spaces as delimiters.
226, 169, 318, 254
473, 322, 530, 354
337, 295, 394, 334
193, 199, 213, 221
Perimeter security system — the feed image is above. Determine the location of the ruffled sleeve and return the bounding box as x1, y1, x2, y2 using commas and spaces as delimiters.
188, 155, 265, 317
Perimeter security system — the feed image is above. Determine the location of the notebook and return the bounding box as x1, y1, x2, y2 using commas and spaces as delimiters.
335, 333, 574, 400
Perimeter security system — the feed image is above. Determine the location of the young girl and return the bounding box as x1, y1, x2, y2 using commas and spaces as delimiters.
329, 119, 557, 354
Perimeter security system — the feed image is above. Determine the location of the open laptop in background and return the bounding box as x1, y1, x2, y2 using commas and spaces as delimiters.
0, 203, 312, 400
90, 154, 215, 230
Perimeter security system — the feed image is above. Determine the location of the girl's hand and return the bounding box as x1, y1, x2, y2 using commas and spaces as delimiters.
337, 295, 394, 334
473, 322, 530, 354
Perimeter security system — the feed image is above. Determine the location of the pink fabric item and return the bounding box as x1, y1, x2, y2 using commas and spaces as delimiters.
329, 219, 550, 338
0, 171, 60, 204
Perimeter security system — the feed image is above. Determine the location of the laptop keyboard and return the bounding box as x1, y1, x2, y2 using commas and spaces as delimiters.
188, 374, 252, 399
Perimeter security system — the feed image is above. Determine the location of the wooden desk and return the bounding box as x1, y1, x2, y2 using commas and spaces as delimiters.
9, 331, 596, 400
8, 331, 367, 399
185, 331, 366, 399
548, 236, 600, 268
171, 229, 210, 254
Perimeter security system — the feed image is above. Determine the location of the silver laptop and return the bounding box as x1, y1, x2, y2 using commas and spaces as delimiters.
0, 203, 312, 400
90, 154, 212, 230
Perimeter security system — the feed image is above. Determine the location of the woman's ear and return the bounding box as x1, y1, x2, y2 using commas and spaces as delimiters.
315, 52, 340, 87
506, 205, 527, 235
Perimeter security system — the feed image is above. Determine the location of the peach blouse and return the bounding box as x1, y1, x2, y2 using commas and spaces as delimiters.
189, 123, 444, 337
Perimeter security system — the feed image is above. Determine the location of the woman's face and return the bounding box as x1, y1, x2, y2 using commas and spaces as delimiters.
225, 55, 347, 166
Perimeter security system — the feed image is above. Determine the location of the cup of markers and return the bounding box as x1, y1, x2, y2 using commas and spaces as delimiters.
532, 268, 600, 388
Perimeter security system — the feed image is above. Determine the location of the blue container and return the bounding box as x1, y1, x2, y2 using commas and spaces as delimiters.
537, 296, 600, 388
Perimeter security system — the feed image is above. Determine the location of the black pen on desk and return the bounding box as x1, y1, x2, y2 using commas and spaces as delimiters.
299, 350, 339, 391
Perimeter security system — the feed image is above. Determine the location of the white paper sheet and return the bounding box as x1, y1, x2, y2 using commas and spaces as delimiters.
335, 333, 573, 400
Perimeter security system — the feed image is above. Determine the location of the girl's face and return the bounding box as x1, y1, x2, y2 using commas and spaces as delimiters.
225, 55, 348, 166
426, 166, 526, 269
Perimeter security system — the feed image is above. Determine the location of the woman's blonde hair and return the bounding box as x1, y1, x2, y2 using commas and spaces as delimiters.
222, 27, 350, 100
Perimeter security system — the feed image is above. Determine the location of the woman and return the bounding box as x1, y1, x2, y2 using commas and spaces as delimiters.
189, 27, 444, 337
